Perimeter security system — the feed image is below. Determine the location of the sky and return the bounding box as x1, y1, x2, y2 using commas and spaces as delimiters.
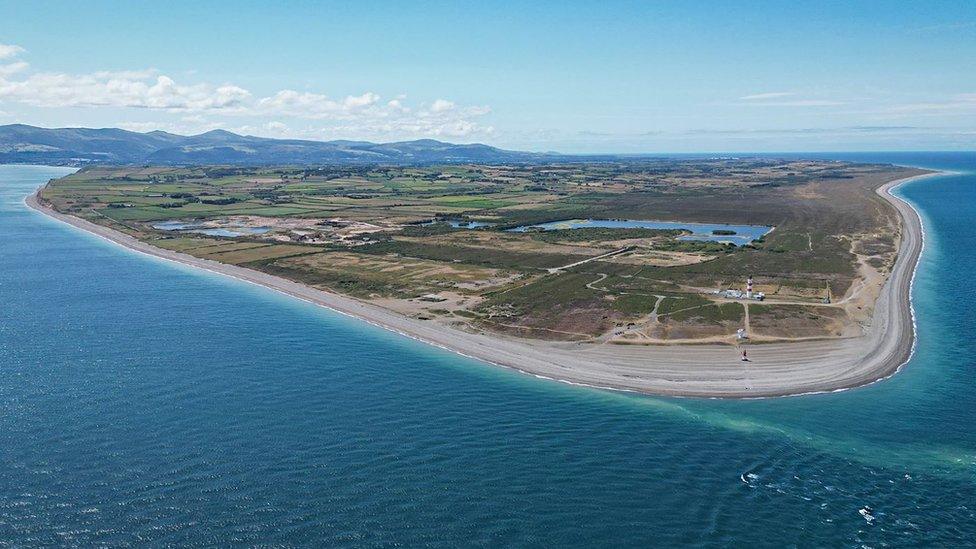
1, 0, 975, 153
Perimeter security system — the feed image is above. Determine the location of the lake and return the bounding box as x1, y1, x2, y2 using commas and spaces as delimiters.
507, 218, 773, 245
152, 220, 271, 237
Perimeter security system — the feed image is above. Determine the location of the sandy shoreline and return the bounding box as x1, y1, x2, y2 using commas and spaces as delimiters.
25, 171, 944, 398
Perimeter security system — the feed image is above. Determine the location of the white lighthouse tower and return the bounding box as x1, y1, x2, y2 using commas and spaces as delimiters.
746, 275, 754, 299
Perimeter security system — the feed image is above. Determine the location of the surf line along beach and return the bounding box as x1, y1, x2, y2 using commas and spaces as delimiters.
26, 171, 943, 398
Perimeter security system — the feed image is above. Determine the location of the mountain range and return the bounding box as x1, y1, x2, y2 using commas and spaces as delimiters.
0, 124, 558, 165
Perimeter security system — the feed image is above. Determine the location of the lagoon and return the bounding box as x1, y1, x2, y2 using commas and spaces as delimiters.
152, 219, 271, 237
507, 218, 773, 245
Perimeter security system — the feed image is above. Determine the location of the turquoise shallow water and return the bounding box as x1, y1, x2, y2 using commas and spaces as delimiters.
1, 155, 974, 546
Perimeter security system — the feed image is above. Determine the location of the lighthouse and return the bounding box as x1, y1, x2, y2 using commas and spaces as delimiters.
746, 275, 753, 299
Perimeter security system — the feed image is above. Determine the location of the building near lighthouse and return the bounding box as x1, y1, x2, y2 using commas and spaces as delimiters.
712, 276, 764, 301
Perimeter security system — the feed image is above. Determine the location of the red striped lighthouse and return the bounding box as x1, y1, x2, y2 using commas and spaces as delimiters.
746, 275, 753, 299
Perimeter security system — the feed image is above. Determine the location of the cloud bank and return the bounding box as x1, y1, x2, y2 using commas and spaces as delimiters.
0, 43, 493, 139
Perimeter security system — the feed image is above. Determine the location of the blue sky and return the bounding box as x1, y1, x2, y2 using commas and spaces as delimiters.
1, 0, 975, 152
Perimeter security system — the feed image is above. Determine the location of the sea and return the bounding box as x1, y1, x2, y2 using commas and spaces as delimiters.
1, 153, 974, 547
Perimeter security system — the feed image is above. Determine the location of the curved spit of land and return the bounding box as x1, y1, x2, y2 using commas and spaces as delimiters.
26, 172, 942, 398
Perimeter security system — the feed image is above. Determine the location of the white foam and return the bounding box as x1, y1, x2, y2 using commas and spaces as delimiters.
859, 506, 876, 524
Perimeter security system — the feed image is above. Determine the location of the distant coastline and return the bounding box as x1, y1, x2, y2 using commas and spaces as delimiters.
25, 170, 945, 398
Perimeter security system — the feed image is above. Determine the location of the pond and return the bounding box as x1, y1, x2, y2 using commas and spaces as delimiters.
506, 218, 773, 245
152, 220, 271, 238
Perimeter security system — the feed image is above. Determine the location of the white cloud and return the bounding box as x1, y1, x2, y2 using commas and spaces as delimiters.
0, 70, 251, 111
256, 90, 383, 119
387, 98, 408, 112
747, 99, 844, 107
738, 97, 843, 107
0, 44, 493, 140
0, 43, 28, 76
739, 92, 794, 100
430, 98, 455, 112
264, 121, 289, 135
343, 92, 379, 109
0, 61, 28, 75
0, 43, 25, 60
737, 92, 842, 107
888, 94, 976, 113
250, 90, 490, 137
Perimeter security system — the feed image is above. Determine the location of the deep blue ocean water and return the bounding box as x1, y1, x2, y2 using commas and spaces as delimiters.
0, 154, 973, 546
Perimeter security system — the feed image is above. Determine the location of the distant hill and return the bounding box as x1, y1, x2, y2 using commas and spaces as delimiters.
0, 124, 557, 166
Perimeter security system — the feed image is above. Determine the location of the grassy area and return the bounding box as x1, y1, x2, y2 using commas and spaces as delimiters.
40, 159, 921, 342
749, 304, 848, 338
669, 302, 744, 323
358, 239, 579, 270
256, 251, 511, 299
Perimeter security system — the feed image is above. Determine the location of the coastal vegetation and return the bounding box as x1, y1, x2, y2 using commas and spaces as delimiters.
40, 159, 922, 344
